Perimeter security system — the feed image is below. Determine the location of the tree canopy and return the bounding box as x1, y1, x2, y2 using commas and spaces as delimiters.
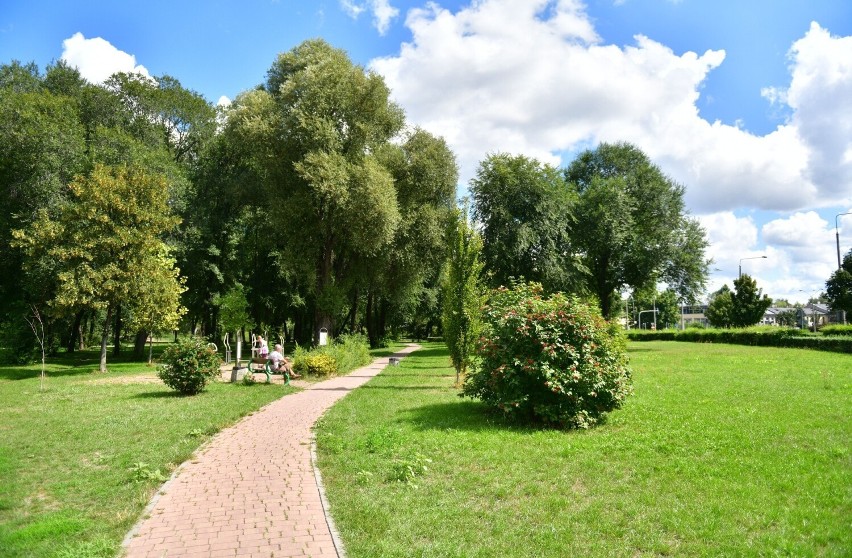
12, 164, 182, 371
706, 275, 772, 328
565, 142, 709, 318
3, 46, 722, 364
471, 153, 582, 294
730, 274, 772, 327
825, 249, 852, 318
222, 39, 456, 346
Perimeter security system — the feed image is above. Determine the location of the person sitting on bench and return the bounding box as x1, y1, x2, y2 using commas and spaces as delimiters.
269, 344, 300, 378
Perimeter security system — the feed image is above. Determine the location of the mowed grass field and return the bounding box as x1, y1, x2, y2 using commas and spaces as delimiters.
0, 350, 297, 558
315, 341, 851, 557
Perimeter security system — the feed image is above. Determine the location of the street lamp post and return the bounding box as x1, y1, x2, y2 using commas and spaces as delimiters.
799, 289, 819, 333
836, 212, 851, 326
835, 212, 852, 269
739, 255, 767, 278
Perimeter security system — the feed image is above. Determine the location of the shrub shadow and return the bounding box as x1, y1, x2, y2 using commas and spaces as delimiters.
132, 390, 186, 399
400, 401, 544, 434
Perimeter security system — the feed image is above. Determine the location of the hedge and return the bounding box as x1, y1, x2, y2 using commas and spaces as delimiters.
626, 327, 852, 353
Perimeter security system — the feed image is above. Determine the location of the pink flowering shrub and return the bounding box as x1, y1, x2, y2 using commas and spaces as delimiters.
462, 282, 632, 428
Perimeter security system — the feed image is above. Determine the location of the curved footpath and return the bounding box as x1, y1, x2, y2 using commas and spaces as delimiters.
122, 343, 421, 558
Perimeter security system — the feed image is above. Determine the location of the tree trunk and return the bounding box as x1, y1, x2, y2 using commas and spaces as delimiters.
99, 305, 113, 373
67, 310, 84, 353
112, 303, 122, 356
77, 311, 86, 350
365, 289, 377, 347
378, 298, 388, 340
148, 335, 154, 364
349, 288, 359, 333
314, 236, 335, 345
134, 330, 148, 359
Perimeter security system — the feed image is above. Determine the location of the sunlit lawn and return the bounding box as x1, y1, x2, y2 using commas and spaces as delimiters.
0, 347, 296, 558
316, 341, 851, 557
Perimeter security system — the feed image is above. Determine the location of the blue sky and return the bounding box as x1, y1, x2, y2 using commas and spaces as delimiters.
2, 0, 851, 304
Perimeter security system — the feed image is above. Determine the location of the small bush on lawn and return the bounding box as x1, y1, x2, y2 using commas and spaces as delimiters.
158, 338, 222, 395
462, 282, 633, 429
293, 353, 337, 376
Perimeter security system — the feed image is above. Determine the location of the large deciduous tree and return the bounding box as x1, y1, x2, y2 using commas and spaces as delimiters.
231, 39, 406, 343
730, 274, 772, 327
825, 249, 852, 320
0, 66, 87, 318
471, 153, 582, 294
13, 164, 182, 371
362, 128, 458, 345
705, 285, 734, 328
565, 142, 709, 318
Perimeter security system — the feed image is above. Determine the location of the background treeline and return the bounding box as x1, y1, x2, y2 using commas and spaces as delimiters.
1, 39, 711, 365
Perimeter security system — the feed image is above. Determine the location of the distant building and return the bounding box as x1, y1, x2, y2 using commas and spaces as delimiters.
680, 304, 709, 328
797, 303, 833, 330
674, 303, 834, 330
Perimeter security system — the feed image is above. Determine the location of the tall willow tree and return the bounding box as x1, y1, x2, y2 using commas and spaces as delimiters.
229, 39, 405, 343
360, 128, 458, 345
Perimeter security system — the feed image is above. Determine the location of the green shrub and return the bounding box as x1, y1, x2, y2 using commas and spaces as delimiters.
462, 282, 633, 429
292, 333, 372, 377
821, 324, 852, 337
293, 353, 337, 376
157, 338, 222, 395
327, 333, 372, 372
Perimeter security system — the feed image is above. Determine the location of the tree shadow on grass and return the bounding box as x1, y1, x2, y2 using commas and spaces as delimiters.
401, 347, 447, 359
0, 365, 102, 381
394, 364, 452, 370
400, 400, 544, 434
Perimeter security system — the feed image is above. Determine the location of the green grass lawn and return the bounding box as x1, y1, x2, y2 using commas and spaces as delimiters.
316, 341, 851, 557
0, 349, 297, 558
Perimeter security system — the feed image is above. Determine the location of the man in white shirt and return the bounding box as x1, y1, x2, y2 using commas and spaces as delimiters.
269, 344, 300, 378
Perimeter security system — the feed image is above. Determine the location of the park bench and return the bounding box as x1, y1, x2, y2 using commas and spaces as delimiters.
247, 357, 291, 385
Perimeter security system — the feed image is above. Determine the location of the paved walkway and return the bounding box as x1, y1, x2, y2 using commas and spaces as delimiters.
122, 344, 421, 558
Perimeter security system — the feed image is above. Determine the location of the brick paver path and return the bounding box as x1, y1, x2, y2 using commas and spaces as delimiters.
122, 344, 421, 558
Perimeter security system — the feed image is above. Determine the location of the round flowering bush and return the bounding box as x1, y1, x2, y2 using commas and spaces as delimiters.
158, 338, 222, 395
462, 282, 632, 429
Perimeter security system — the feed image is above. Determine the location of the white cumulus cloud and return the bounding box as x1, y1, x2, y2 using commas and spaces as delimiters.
60, 32, 150, 84
783, 23, 852, 201
369, 1, 852, 215
340, 0, 399, 35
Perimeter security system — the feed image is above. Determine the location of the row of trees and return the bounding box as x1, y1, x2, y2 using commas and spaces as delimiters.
470, 146, 710, 319
1, 41, 459, 370
2, 39, 712, 371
